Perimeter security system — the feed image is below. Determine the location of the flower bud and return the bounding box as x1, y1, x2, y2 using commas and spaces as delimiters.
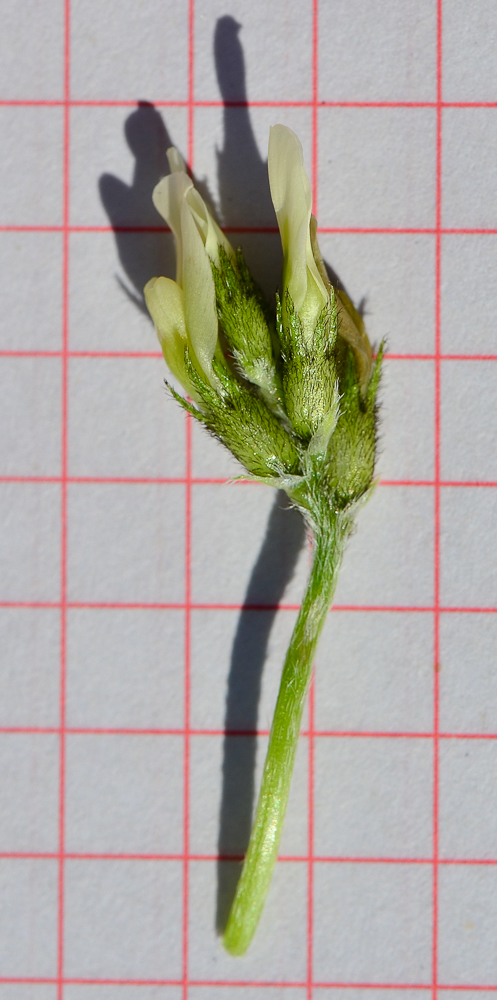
268, 125, 329, 341
144, 275, 200, 401
149, 148, 235, 389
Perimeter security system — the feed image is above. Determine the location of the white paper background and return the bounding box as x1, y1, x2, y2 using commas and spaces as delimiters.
1, 0, 497, 996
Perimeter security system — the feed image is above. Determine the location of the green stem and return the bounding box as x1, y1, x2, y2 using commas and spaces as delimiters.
223, 511, 349, 956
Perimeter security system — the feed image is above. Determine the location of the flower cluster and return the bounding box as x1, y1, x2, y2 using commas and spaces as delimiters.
145, 125, 382, 528
144, 124, 384, 956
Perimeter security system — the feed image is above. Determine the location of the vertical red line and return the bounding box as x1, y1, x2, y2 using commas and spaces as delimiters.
182, 414, 192, 1000
57, 1, 71, 997
311, 0, 319, 210
187, 0, 195, 168
432, 2, 443, 998
307, 681, 315, 1000
182, 3, 195, 997
307, 2, 319, 996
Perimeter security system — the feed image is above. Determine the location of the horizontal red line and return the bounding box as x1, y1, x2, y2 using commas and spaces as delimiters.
1, 851, 497, 864
3, 223, 497, 237
2, 97, 497, 109
1, 601, 497, 613
1, 475, 497, 488
0, 978, 495, 990
1, 349, 497, 362
0, 726, 495, 740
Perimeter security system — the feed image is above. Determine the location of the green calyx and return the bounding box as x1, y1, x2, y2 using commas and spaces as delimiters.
169, 244, 383, 526
276, 289, 338, 442
211, 247, 283, 414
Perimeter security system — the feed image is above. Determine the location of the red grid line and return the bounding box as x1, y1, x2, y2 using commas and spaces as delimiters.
1, 979, 497, 992
3, 96, 497, 109
2, 850, 497, 866
182, 3, 195, 995
431, 3, 443, 996
1, 726, 497, 740
3, 349, 497, 361
5, 222, 497, 235
2, 475, 497, 488
307, 5, 319, 994
56, 0, 70, 996
3, 600, 497, 613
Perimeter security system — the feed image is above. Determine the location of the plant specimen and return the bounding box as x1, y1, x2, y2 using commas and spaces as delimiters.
145, 125, 383, 955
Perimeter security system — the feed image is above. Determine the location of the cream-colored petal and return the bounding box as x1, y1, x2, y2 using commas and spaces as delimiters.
153, 166, 234, 280
179, 197, 220, 388
268, 124, 310, 311
166, 146, 187, 174
310, 215, 331, 292
152, 171, 194, 286
268, 125, 328, 319
144, 276, 200, 399
185, 185, 234, 265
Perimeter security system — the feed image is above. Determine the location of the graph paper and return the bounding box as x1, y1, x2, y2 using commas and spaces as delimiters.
1, 0, 497, 996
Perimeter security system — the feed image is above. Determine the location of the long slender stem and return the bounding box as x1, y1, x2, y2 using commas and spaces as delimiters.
223, 512, 348, 956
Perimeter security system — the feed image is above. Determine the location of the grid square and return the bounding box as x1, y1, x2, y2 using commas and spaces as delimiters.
188, 860, 307, 982
0, 108, 63, 226
441, 235, 497, 356
313, 862, 432, 983
440, 613, 497, 734
68, 357, 186, 478
0, 734, 59, 852
0, 358, 61, 476
376, 359, 435, 481
65, 733, 183, 854
193, 106, 313, 229
65, 989, 182, 1000
0, 483, 61, 602
315, 611, 434, 734
191, 990, 304, 1000
333, 486, 434, 608
68, 231, 169, 354
0, 608, 60, 727
439, 739, 497, 860
0, 859, 58, 978
440, 487, 497, 608
318, 233, 436, 356
190, 607, 300, 732
0, 0, 63, 99
189, 734, 308, 857
191, 484, 309, 607
314, 737, 433, 859
0, 233, 63, 352
443, 0, 497, 102
317, 107, 437, 229
438, 865, 497, 984
66, 483, 184, 604
441, 361, 497, 481
194, 1, 312, 103
70, 0, 188, 100
64, 859, 182, 979
0, 988, 57, 1000
314, 992, 428, 1000
441, 994, 497, 1000
66, 608, 184, 729
190, 419, 243, 480
442, 109, 497, 229
69, 105, 188, 228
318, 0, 437, 102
